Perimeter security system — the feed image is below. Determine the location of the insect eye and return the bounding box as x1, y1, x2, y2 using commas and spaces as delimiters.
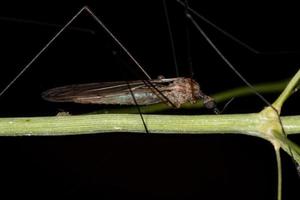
203, 96, 217, 110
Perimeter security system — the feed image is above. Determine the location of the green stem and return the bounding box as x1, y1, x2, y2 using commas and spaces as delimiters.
2, 113, 300, 135
0, 113, 299, 162
275, 147, 282, 200
1, 113, 261, 136
273, 69, 300, 112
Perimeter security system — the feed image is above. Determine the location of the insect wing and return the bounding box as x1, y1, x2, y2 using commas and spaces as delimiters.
42, 79, 174, 105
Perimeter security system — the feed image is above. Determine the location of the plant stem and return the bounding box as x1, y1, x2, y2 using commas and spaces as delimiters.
0, 113, 299, 162
2, 113, 260, 136
273, 70, 300, 112
275, 146, 282, 200
2, 113, 300, 135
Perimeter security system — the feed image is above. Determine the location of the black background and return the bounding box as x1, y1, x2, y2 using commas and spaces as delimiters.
0, 0, 299, 199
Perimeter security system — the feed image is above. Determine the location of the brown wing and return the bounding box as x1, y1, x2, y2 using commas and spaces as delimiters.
41, 78, 179, 105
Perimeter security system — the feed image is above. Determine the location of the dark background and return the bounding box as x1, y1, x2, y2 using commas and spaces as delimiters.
0, 0, 299, 199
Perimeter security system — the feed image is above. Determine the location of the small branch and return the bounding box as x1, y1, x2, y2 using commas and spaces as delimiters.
273, 69, 300, 112
274, 146, 282, 200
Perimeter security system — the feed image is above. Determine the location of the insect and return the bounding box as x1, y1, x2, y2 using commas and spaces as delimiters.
41, 77, 217, 111
0, 3, 219, 114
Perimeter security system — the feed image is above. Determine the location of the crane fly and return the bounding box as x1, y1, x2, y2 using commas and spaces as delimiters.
0, 0, 298, 184
42, 77, 217, 111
